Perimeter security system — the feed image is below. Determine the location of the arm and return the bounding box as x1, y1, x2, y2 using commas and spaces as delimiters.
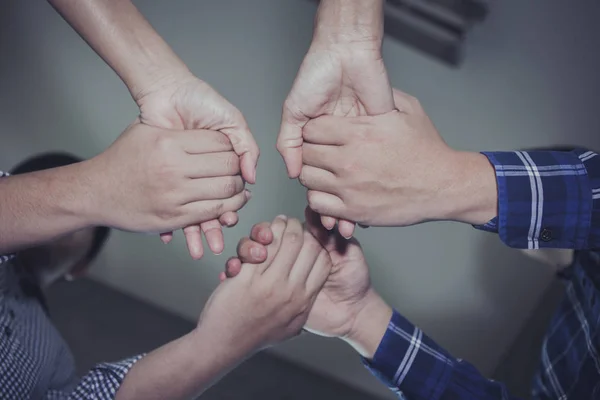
71, 215, 328, 400
69, 326, 257, 399
113, 330, 249, 400
48, 0, 259, 258
47, 0, 189, 100
346, 293, 523, 400
299, 89, 600, 250
313, 0, 385, 46
0, 165, 94, 254
0, 124, 249, 255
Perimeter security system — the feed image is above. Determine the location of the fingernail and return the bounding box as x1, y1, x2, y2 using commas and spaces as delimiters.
251, 246, 262, 259
276, 214, 288, 221
245, 190, 252, 200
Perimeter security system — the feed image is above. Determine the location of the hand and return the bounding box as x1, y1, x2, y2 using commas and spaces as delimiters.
277, 27, 394, 238
135, 72, 260, 257
225, 208, 390, 357
84, 120, 250, 244
199, 215, 331, 354
299, 89, 498, 227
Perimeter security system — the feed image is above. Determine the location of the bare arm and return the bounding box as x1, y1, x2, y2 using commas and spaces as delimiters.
313, 0, 385, 45
0, 164, 94, 254
113, 329, 250, 400
47, 0, 190, 100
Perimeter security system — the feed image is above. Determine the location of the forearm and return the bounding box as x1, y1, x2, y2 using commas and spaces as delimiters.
0, 163, 95, 254
313, 0, 385, 46
48, 0, 190, 100
115, 329, 252, 400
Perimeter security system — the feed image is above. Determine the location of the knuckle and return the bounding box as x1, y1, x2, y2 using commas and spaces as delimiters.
224, 152, 239, 172
215, 132, 232, 148
154, 204, 178, 224
210, 201, 225, 217
222, 176, 241, 198
283, 230, 302, 245
154, 134, 176, 154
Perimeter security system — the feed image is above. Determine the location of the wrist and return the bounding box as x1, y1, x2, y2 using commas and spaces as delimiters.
438, 151, 498, 225
129, 63, 193, 105
71, 157, 111, 228
313, 0, 385, 49
343, 289, 392, 360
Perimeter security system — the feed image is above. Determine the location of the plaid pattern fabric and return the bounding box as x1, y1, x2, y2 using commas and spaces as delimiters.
364, 149, 600, 399
0, 261, 142, 399
478, 150, 599, 250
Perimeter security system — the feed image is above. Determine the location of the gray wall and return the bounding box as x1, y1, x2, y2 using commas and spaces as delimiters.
1, 0, 598, 398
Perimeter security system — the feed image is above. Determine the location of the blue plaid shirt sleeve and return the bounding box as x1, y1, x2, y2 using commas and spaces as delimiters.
66, 355, 144, 399
0, 170, 16, 265
475, 149, 599, 250
363, 310, 522, 400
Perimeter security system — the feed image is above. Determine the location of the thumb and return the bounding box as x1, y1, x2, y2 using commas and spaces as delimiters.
222, 124, 260, 184
277, 110, 306, 179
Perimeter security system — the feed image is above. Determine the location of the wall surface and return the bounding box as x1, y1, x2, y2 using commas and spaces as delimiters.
1, 0, 598, 398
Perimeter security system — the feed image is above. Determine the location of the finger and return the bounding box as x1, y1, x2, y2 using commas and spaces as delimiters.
219, 211, 239, 227
221, 119, 260, 184
160, 232, 174, 244
179, 190, 252, 225
301, 143, 338, 172
287, 230, 324, 284
320, 215, 336, 231
181, 176, 244, 204
306, 190, 347, 220
305, 206, 337, 252
236, 237, 268, 264
183, 225, 204, 260
257, 215, 289, 274
305, 249, 331, 295
185, 152, 240, 178
178, 129, 234, 154
201, 219, 224, 255
392, 88, 418, 114
249, 222, 274, 245
225, 257, 242, 278
337, 219, 356, 239
219, 271, 227, 282
277, 111, 305, 178
265, 218, 304, 279
299, 165, 339, 194
303, 117, 348, 145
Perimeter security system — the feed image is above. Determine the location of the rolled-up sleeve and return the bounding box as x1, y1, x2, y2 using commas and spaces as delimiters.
63, 355, 144, 400
0, 170, 15, 265
475, 149, 599, 250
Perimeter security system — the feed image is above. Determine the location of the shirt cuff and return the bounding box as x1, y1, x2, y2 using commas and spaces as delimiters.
0, 170, 15, 265
69, 354, 145, 399
476, 150, 593, 249
362, 310, 453, 400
